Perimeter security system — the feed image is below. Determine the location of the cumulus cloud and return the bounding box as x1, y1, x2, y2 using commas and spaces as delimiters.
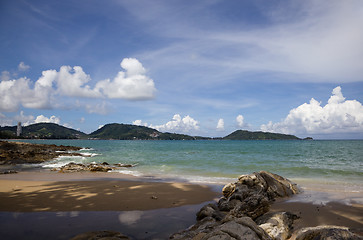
132, 119, 148, 127
236, 115, 244, 127
216, 118, 224, 131
2, 111, 64, 127
33, 115, 60, 124
95, 58, 156, 100
144, 114, 200, 133
0, 58, 156, 112
260, 86, 363, 135
18, 62, 30, 71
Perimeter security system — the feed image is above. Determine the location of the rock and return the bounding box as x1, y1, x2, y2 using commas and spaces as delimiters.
256, 212, 298, 240
222, 183, 236, 198
0, 140, 83, 164
199, 216, 272, 240
292, 225, 363, 240
70, 230, 131, 240
88, 165, 112, 172
57, 162, 136, 173
58, 163, 87, 173
196, 203, 224, 221
0, 170, 18, 174
170, 171, 300, 240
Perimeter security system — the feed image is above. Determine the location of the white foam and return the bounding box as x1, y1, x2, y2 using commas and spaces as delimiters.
112, 169, 144, 177
80, 152, 100, 157
80, 148, 94, 151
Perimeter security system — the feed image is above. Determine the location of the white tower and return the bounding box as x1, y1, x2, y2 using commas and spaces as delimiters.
16, 122, 22, 137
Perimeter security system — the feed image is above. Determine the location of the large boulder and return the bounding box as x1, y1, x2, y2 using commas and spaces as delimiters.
292, 226, 363, 240
170, 171, 300, 240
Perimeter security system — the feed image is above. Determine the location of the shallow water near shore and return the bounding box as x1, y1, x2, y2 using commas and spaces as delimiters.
6, 139, 363, 198
0, 202, 210, 240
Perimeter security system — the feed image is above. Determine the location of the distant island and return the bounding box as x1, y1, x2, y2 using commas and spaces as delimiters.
0, 122, 310, 140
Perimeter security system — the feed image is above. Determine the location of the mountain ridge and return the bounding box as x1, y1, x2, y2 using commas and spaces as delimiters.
0, 122, 308, 140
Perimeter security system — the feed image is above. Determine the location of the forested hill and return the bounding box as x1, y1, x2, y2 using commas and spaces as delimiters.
1, 122, 304, 140
0, 123, 87, 139
223, 130, 301, 140
88, 123, 207, 140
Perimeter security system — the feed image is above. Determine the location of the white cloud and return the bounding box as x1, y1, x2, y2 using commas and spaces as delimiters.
150, 114, 199, 133
236, 115, 244, 128
216, 118, 224, 131
139, 0, 363, 83
132, 119, 148, 127
95, 58, 156, 100
18, 62, 30, 71
56, 66, 101, 98
260, 86, 363, 135
34, 115, 60, 124
7, 111, 64, 127
0, 58, 156, 113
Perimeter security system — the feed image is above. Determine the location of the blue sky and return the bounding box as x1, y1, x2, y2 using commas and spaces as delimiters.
1, 0, 363, 139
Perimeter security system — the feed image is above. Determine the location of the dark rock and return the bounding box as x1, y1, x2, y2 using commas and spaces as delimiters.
56, 162, 136, 173
293, 226, 363, 240
0, 170, 18, 174
70, 230, 131, 240
0, 140, 82, 164
171, 171, 299, 240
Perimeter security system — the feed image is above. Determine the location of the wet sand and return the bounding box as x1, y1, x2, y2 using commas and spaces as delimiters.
0, 172, 220, 212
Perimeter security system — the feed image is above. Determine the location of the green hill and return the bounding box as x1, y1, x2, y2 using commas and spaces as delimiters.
223, 130, 300, 140
1, 122, 303, 140
89, 123, 158, 140
88, 123, 201, 140
0, 123, 87, 139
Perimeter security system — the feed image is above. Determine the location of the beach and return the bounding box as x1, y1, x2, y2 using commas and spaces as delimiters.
0, 171, 362, 239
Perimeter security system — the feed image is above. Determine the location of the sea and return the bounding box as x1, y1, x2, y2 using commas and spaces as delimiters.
9, 139, 363, 193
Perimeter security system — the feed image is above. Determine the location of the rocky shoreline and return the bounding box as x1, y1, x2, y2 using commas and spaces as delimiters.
72, 171, 362, 240
0, 140, 82, 165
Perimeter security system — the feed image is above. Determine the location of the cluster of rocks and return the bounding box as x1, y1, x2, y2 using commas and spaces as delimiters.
53, 162, 136, 173
0, 140, 83, 164
170, 171, 362, 240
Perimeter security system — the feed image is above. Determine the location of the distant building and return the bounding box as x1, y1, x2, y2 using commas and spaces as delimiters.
17, 122, 22, 137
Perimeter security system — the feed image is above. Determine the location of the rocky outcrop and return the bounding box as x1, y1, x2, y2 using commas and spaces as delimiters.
171, 171, 300, 240
54, 162, 137, 173
292, 226, 363, 240
170, 171, 362, 240
0, 140, 82, 164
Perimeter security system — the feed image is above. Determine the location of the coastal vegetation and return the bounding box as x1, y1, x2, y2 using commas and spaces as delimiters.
0, 122, 308, 140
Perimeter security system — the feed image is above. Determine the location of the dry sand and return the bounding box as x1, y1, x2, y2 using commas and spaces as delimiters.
0, 172, 220, 212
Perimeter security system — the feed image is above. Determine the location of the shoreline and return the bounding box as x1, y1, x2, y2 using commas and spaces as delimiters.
0, 171, 362, 239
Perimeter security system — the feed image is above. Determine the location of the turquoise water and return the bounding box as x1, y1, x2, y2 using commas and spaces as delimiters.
12, 139, 363, 189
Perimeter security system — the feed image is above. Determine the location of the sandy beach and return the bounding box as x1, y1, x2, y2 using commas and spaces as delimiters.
0, 171, 362, 239
0, 171, 220, 212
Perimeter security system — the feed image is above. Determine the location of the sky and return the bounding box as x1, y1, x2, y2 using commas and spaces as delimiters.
1, 0, 363, 139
